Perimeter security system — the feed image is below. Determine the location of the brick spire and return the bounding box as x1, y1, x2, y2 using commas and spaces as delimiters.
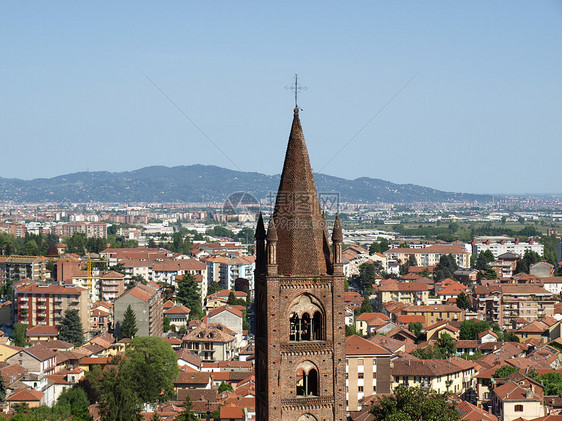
272, 107, 331, 276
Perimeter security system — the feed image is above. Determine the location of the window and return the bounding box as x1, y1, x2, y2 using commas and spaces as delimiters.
514, 405, 523, 412
358, 359, 364, 365
358, 373, 364, 379
358, 386, 363, 392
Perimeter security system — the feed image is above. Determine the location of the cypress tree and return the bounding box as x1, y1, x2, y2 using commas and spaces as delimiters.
120, 305, 138, 339
58, 309, 84, 346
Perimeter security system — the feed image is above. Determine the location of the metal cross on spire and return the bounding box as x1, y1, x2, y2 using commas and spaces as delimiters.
285, 73, 307, 108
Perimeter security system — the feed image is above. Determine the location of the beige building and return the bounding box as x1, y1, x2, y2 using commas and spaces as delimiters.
499, 285, 555, 329
491, 381, 545, 421
13, 281, 89, 333
182, 323, 237, 362
401, 305, 465, 326
0, 256, 46, 284
375, 280, 431, 309
391, 356, 476, 398
345, 335, 391, 412
385, 244, 470, 268
114, 284, 163, 337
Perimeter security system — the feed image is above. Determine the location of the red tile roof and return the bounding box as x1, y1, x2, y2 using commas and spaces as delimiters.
346, 335, 391, 356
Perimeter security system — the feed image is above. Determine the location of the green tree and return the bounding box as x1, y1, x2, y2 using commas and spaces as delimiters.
435, 254, 458, 280
125, 337, 179, 404
97, 365, 142, 421
437, 333, 456, 358
493, 366, 520, 378
119, 305, 138, 339
0, 371, 5, 403
346, 324, 358, 336
207, 281, 222, 296
176, 275, 202, 319
163, 316, 171, 333
55, 386, 91, 419
408, 322, 423, 339
459, 319, 490, 340
369, 385, 460, 421
218, 381, 234, 393
58, 309, 84, 346
355, 297, 373, 316
12, 323, 27, 347
175, 396, 199, 421
537, 372, 562, 396
515, 249, 542, 274
456, 292, 471, 310
227, 291, 237, 305
355, 262, 376, 295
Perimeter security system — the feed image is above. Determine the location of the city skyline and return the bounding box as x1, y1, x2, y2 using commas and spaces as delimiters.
2, 1, 561, 194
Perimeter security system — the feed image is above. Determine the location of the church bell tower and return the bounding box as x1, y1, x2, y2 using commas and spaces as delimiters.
255, 107, 346, 421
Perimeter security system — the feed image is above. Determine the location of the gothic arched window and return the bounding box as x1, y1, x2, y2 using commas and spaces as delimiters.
287, 294, 325, 342
296, 362, 319, 397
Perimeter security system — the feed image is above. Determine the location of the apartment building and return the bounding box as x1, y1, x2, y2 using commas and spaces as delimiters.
13, 281, 89, 333
500, 284, 555, 329
345, 335, 391, 412
384, 244, 470, 268
203, 256, 255, 292
114, 284, 163, 337
474, 284, 556, 329
472, 237, 544, 259
375, 279, 431, 310
0, 256, 46, 284
54, 222, 108, 239
0, 222, 27, 238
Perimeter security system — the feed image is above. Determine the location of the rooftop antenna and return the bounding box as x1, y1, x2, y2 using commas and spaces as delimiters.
285, 73, 307, 109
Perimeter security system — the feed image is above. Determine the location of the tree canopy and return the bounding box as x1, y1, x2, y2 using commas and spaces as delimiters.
58, 309, 84, 346
176, 275, 202, 319
456, 292, 471, 310
12, 323, 27, 347
459, 319, 490, 340
435, 254, 459, 280
120, 305, 138, 339
124, 337, 179, 404
369, 385, 460, 421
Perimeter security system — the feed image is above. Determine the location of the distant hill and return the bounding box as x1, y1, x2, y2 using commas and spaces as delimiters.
0, 165, 491, 203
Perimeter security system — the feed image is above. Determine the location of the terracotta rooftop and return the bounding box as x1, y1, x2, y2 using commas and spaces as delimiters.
346, 335, 391, 356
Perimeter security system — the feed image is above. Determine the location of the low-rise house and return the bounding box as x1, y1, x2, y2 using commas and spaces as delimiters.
207, 290, 247, 309
355, 312, 390, 336
182, 323, 238, 362
425, 320, 460, 341
207, 305, 244, 347
391, 356, 476, 398
6, 343, 57, 375
491, 380, 545, 421
401, 305, 465, 326
165, 305, 191, 331
5, 388, 44, 410
26, 325, 59, 342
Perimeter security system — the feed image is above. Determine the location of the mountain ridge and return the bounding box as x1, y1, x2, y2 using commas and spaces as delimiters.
0, 165, 491, 203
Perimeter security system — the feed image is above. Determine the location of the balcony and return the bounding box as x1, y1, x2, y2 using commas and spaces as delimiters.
37, 305, 47, 310
20, 305, 29, 309
20, 297, 28, 302
54, 296, 63, 302
37, 297, 46, 302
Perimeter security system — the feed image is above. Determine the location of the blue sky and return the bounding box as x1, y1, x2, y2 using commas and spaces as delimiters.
1, 1, 561, 194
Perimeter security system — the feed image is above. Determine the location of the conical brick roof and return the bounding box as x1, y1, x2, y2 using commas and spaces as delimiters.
271, 108, 331, 276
